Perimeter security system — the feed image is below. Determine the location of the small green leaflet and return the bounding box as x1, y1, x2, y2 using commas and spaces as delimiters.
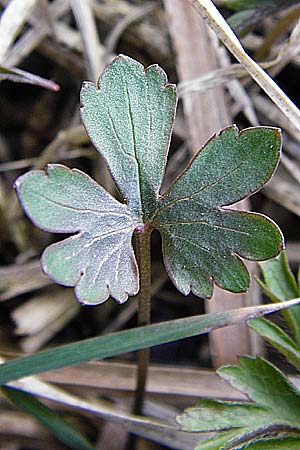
177, 356, 300, 450
15, 54, 283, 305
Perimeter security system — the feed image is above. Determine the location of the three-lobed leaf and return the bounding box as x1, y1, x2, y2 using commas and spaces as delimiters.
177, 356, 300, 449
15, 55, 284, 304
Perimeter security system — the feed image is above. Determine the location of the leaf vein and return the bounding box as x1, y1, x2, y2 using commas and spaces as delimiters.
92, 234, 128, 284
106, 108, 136, 162
155, 160, 245, 216
65, 226, 132, 261
124, 84, 143, 214
29, 191, 131, 218
159, 221, 250, 237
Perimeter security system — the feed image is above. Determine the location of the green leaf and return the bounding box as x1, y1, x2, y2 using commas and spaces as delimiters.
0, 299, 298, 385
154, 126, 283, 298
80, 54, 177, 218
178, 356, 300, 449
15, 164, 138, 305
15, 56, 284, 304
258, 250, 300, 344
248, 317, 300, 368
2, 387, 95, 450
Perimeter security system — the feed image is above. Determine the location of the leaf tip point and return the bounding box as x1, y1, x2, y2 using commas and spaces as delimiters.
13, 178, 19, 192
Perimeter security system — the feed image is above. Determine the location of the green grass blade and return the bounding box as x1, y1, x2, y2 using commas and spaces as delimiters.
0, 299, 299, 385
2, 386, 95, 450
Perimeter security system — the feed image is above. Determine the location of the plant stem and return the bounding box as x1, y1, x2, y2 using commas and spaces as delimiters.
133, 226, 152, 415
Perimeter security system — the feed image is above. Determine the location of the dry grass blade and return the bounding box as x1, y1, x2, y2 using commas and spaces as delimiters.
177, 15, 300, 101
190, 0, 300, 131
0, 260, 51, 302
0, 0, 81, 59
0, 0, 38, 62
54, 21, 83, 52
254, 6, 300, 60
104, 2, 156, 63
263, 166, 300, 217
178, 63, 245, 95
286, 242, 300, 263
39, 361, 246, 400
252, 94, 300, 143
261, 14, 300, 73
37, 360, 300, 401
3, 371, 200, 450
12, 288, 80, 352
70, 0, 104, 81
1, 0, 70, 68
93, 0, 171, 66
32, 125, 89, 170
0, 148, 93, 173
217, 42, 259, 126
281, 153, 300, 185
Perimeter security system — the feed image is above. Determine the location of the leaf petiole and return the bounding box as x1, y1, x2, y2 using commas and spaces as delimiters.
133, 225, 152, 415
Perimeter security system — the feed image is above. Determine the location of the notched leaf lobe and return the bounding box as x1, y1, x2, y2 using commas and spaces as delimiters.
154, 125, 283, 299
80, 54, 177, 219
15, 164, 139, 305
